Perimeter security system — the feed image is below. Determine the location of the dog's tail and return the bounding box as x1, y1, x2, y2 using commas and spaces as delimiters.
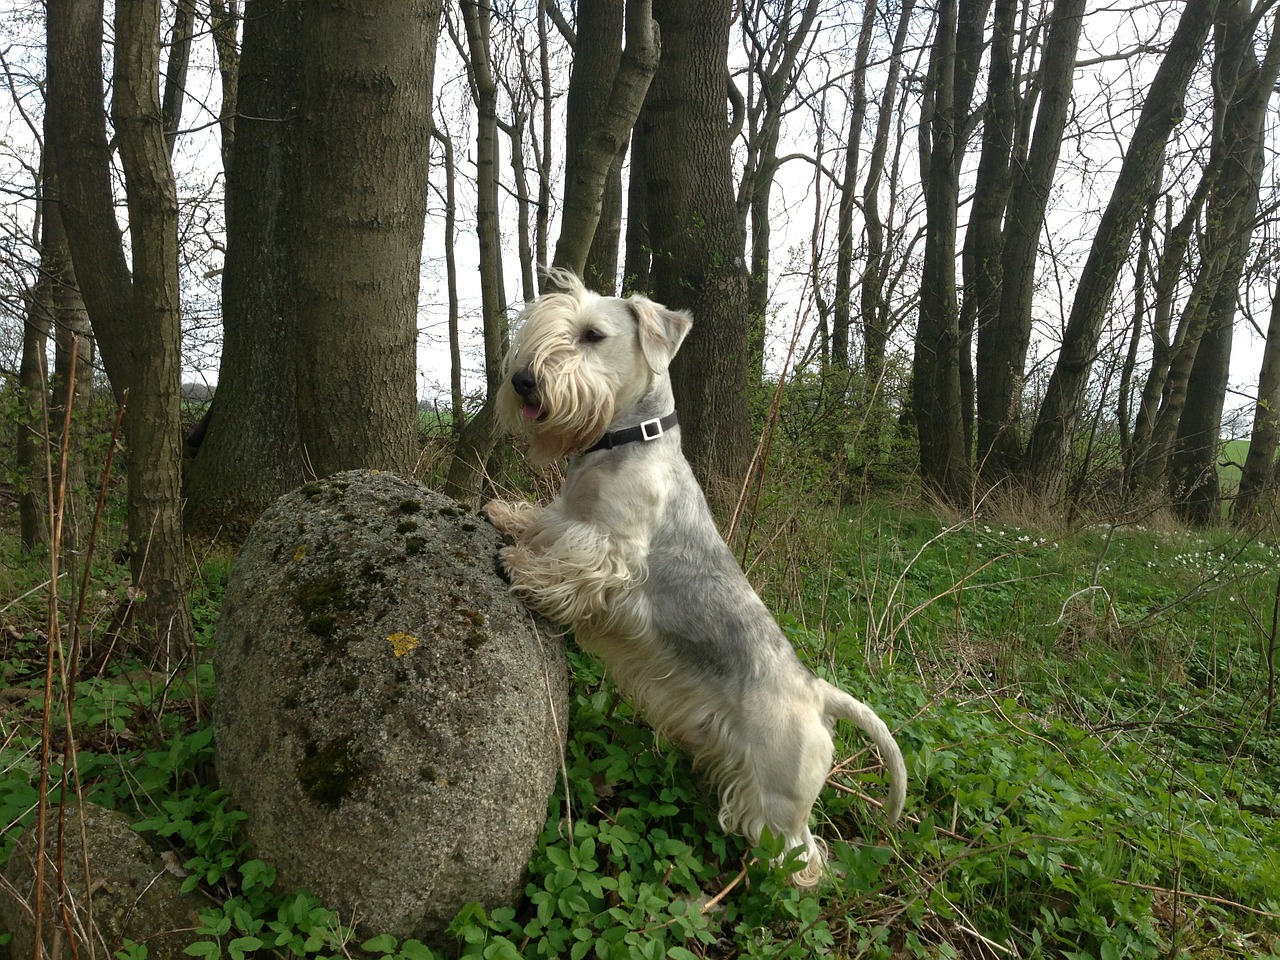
823, 683, 907, 825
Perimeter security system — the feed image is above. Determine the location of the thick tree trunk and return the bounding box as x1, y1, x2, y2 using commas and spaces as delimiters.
965, 0, 1015, 478
293, 0, 436, 479
1168, 2, 1280, 524
637, 0, 752, 497
1019, 0, 1218, 499
44, 167, 95, 559
185, 0, 304, 531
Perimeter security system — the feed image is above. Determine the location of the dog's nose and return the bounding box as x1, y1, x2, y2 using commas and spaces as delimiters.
511, 368, 537, 400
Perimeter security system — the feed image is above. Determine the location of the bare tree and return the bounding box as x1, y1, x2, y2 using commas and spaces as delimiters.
912, 0, 991, 501
1020, 0, 1219, 500
444, 0, 511, 503
735, 0, 821, 370
972, 0, 1086, 481
1165, 0, 1280, 523
554, 0, 659, 289
47, 0, 193, 655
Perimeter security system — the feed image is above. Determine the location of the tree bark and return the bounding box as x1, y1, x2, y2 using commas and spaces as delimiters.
831, 0, 877, 370
445, 0, 510, 504
636, 0, 752, 497
48, 0, 194, 656
974, 0, 1085, 480
184, 0, 304, 531
18, 270, 50, 553
44, 164, 95, 560
1019, 0, 1218, 499
1235, 282, 1280, 523
859, 0, 915, 384
912, 0, 991, 502
1167, 1, 1280, 524
160, 0, 196, 153
554, 0, 658, 289
293, 0, 436, 480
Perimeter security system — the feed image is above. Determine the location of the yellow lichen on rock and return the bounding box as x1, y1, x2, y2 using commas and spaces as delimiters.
387, 631, 419, 657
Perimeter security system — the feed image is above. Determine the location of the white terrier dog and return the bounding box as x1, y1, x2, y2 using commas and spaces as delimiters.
483, 271, 906, 886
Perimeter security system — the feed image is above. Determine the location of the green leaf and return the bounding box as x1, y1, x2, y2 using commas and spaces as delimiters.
360, 934, 399, 954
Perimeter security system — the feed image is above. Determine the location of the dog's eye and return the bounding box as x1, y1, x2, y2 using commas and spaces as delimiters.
581, 328, 606, 344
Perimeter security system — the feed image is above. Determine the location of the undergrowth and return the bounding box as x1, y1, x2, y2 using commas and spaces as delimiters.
2, 501, 1279, 959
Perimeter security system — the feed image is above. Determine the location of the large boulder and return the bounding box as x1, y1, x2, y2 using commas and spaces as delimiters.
0, 802, 205, 960
212, 470, 567, 948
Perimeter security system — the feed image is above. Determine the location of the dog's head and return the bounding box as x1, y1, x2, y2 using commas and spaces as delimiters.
497, 269, 692, 466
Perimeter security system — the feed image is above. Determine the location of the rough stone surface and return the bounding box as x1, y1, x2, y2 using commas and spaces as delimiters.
212, 470, 568, 947
0, 802, 205, 960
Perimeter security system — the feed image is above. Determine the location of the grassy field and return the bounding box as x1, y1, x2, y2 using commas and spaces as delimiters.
2, 483, 1278, 959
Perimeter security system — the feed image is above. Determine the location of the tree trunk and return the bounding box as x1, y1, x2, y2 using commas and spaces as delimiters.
18, 274, 50, 553
622, 117, 651, 292
160, 0, 196, 153
44, 166, 95, 560
831, 0, 877, 370
445, 0, 510, 504
185, 0, 305, 531
636, 0, 752, 497
736, 0, 821, 375
1234, 282, 1280, 524
112, 0, 194, 657
1129, 183, 1203, 474
554, 0, 658, 290
1168, 2, 1280, 524
48, 0, 195, 658
293, 0, 436, 479
912, 0, 990, 502
1131, 1, 1280, 512
430, 125, 464, 430
1019, 0, 1218, 499
209, 0, 239, 181
975, 0, 1085, 480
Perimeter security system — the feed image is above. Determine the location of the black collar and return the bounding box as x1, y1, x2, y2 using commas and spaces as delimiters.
584, 411, 679, 454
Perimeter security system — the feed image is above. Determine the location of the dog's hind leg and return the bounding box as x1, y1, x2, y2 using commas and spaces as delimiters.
715, 707, 836, 888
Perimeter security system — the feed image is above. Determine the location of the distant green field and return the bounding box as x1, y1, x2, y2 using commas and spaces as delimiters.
1219, 437, 1251, 496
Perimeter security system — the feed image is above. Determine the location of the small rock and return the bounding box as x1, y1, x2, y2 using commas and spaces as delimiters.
0, 802, 205, 960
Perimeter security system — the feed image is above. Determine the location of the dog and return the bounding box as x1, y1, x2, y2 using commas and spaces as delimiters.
482, 270, 906, 887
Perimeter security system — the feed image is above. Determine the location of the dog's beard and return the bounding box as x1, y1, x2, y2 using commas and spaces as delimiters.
498, 355, 616, 467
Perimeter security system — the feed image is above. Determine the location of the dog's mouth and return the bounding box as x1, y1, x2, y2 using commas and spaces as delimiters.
522, 402, 547, 422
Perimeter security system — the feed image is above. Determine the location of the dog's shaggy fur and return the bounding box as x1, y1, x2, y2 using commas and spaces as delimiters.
484, 271, 906, 886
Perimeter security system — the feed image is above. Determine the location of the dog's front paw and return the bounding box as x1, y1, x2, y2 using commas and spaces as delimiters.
493, 547, 513, 584
480, 499, 507, 529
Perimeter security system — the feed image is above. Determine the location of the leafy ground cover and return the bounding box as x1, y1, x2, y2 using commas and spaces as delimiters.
2, 498, 1278, 959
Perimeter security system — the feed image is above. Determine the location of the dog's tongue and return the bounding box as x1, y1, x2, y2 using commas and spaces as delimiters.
522, 402, 544, 421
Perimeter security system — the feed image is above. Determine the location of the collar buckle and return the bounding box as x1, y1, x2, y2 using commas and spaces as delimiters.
640, 417, 665, 442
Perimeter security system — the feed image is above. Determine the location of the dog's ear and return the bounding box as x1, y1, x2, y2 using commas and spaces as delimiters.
628, 296, 693, 373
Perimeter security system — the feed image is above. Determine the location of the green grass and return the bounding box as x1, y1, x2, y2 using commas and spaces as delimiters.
2, 498, 1278, 959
